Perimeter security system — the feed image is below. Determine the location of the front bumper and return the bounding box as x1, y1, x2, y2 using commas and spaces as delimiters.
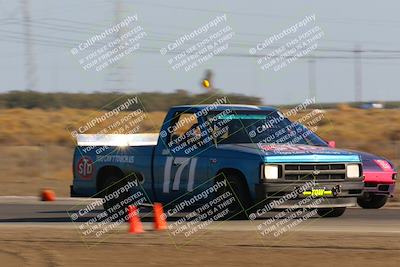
255, 180, 364, 208
363, 182, 396, 197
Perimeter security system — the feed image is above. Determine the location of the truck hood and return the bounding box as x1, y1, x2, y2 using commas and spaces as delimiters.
217, 143, 361, 163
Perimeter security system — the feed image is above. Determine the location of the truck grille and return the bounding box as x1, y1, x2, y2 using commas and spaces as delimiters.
283, 163, 347, 180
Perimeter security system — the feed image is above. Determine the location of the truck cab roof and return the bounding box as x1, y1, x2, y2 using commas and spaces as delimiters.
172, 104, 277, 112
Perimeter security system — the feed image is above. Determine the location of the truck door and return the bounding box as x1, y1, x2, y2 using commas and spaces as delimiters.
153, 110, 210, 203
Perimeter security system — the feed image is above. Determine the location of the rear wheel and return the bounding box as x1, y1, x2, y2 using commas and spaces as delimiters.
317, 207, 346, 217
100, 172, 131, 221
357, 194, 388, 209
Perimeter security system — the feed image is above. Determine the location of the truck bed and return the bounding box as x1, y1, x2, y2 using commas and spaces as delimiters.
72, 134, 159, 198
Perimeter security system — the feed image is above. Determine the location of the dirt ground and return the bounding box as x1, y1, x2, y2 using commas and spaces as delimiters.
0, 226, 399, 267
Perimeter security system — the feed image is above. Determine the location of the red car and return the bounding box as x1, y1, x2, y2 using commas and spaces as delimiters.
356, 151, 397, 208
327, 141, 397, 208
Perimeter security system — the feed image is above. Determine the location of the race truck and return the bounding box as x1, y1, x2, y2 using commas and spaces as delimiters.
71, 105, 365, 218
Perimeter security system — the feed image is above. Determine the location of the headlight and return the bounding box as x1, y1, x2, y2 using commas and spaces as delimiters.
264, 165, 279, 179
347, 164, 360, 178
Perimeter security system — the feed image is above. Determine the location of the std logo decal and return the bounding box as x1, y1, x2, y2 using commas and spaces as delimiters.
77, 156, 94, 179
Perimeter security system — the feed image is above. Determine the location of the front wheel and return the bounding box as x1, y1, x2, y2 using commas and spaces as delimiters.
216, 173, 252, 220
357, 194, 388, 209
317, 207, 346, 217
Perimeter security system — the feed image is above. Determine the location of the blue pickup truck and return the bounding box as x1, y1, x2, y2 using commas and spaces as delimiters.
71, 105, 364, 218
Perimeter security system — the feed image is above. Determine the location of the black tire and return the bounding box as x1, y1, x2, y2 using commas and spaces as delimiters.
100, 173, 131, 221
357, 194, 388, 209
216, 172, 252, 220
317, 207, 346, 218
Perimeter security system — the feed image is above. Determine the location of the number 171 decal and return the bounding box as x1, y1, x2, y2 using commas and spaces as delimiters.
163, 157, 198, 193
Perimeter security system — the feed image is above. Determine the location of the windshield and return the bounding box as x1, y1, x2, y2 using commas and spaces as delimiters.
206, 110, 327, 146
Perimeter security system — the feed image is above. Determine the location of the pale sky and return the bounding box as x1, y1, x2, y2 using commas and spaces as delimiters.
1, 0, 400, 105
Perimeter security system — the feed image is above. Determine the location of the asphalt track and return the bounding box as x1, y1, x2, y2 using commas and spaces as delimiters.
1, 196, 400, 267
0, 196, 399, 233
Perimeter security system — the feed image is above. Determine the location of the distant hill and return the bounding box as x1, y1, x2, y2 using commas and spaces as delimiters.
0, 90, 262, 111
1, 90, 399, 110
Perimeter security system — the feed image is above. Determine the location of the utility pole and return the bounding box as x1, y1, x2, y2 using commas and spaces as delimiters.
21, 0, 37, 90
354, 45, 362, 103
308, 56, 316, 100
106, 0, 133, 93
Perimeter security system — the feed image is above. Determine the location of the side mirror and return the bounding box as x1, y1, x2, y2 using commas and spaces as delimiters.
327, 140, 336, 148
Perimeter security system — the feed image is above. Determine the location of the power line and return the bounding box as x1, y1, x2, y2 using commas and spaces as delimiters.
3, 32, 400, 62
125, 0, 400, 28
5, 16, 400, 55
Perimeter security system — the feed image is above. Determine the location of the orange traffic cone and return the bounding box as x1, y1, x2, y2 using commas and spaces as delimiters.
41, 189, 56, 201
153, 202, 167, 231
128, 205, 144, 234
